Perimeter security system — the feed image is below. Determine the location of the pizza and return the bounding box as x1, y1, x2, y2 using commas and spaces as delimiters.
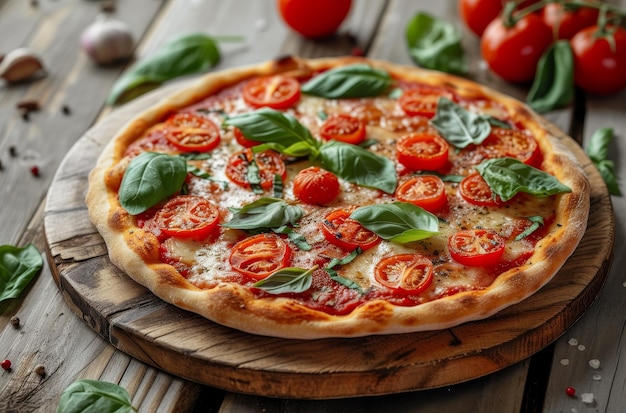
86, 56, 590, 339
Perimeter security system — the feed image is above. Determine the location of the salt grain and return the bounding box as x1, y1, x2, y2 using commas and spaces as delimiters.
578, 345, 586, 351
593, 374, 602, 381
560, 359, 570, 366
581, 393, 594, 404
568, 338, 579, 346
588, 359, 601, 369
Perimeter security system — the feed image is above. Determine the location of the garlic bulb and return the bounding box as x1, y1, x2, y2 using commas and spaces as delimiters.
0, 48, 45, 83
81, 15, 134, 65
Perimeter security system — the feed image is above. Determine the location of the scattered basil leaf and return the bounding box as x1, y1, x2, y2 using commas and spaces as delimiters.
119, 152, 187, 215
179, 152, 212, 161
515, 216, 544, 241
57, 379, 136, 413
586, 127, 621, 196
273, 226, 311, 251
0, 244, 43, 306
405, 12, 467, 75
326, 248, 362, 270
430, 97, 491, 148
475, 157, 572, 202
223, 197, 304, 230
109, 33, 224, 105
272, 173, 284, 198
186, 164, 229, 189
415, 171, 464, 183
319, 140, 397, 194
350, 202, 439, 243
246, 158, 264, 195
253, 267, 314, 294
484, 116, 512, 129
527, 40, 574, 113
301, 64, 393, 98
387, 87, 404, 99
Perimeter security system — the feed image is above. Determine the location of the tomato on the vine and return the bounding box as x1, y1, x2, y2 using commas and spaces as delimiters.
481, 13, 552, 83
374, 254, 434, 295
396, 133, 449, 171
229, 234, 292, 279
542, 3, 599, 40
293, 166, 340, 204
225, 149, 286, 190
448, 229, 506, 267
395, 175, 447, 213
459, 0, 503, 37
153, 195, 220, 240
571, 26, 626, 95
319, 114, 366, 145
321, 209, 381, 252
242, 75, 301, 109
277, 0, 352, 39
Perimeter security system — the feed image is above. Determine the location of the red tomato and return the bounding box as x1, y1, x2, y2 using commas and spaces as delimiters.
481, 128, 541, 166
225, 149, 286, 190
321, 209, 381, 252
319, 114, 366, 145
459, 173, 504, 207
396, 133, 449, 171
233, 127, 261, 148
542, 3, 599, 40
242, 75, 301, 109
124, 127, 176, 157
571, 26, 626, 95
293, 166, 340, 204
448, 229, 506, 267
153, 195, 220, 240
395, 175, 447, 213
229, 234, 292, 279
398, 88, 448, 119
277, 0, 352, 39
374, 254, 434, 294
164, 113, 221, 152
459, 0, 503, 37
481, 13, 552, 83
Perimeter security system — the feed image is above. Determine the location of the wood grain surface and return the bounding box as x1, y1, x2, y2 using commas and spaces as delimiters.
43, 77, 613, 399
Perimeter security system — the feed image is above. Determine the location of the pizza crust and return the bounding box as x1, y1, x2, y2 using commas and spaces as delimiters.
87, 56, 590, 339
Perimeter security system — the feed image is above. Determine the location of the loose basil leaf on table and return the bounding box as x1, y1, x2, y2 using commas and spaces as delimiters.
301, 64, 393, 98
57, 379, 136, 413
350, 202, 439, 243
108, 33, 225, 105
119, 152, 187, 215
585, 127, 621, 196
430, 97, 492, 148
475, 157, 572, 202
253, 266, 315, 294
223, 197, 304, 230
0, 243, 43, 305
319, 140, 397, 194
405, 12, 467, 75
526, 40, 574, 113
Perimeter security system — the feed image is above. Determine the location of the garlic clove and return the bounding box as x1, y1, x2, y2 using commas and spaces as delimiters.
0, 48, 45, 84
81, 15, 134, 65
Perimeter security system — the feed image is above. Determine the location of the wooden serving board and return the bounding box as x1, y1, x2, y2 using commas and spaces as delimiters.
43, 82, 614, 400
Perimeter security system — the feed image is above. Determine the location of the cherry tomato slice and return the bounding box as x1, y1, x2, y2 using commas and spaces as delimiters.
459, 173, 503, 207
225, 149, 286, 190
395, 175, 447, 212
229, 234, 292, 279
448, 229, 506, 267
321, 209, 380, 252
481, 128, 541, 166
124, 127, 177, 157
396, 133, 449, 171
164, 112, 221, 152
374, 254, 434, 294
233, 127, 261, 148
153, 195, 220, 240
293, 166, 340, 204
242, 75, 301, 109
398, 88, 446, 118
319, 114, 366, 145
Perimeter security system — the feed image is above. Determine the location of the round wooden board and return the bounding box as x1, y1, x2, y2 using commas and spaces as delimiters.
43, 81, 614, 400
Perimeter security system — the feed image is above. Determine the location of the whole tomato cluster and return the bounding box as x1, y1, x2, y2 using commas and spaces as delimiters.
460, 0, 626, 95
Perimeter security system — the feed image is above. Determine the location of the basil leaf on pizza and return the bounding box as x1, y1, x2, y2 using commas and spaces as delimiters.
319, 140, 397, 194
301, 64, 393, 98
223, 197, 304, 230
475, 158, 572, 202
430, 97, 491, 148
350, 202, 439, 243
119, 152, 187, 215
253, 266, 315, 294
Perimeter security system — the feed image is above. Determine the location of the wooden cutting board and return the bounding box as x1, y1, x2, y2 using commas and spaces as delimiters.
43, 82, 614, 400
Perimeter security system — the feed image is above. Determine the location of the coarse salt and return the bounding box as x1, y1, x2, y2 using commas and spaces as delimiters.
588, 359, 601, 369
593, 374, 602, 381
578, 345, 586, 351
581, 393, 594, 404
568, 338, 579, 346
560, 359, 570, 366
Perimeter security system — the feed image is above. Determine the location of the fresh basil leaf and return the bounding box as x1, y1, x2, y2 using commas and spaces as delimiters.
272, 173, 283, 198
415, 171, 464, 183
225, 108, 319, 156
527, 40, 574, 113
350, 202, 439, 243
246, 158, 264, 194
484, 116, 512, 129
319, 140, 397, 194
326, 267, 363, 291
57, 379, 136, 413
586, 127, 613, 163
109, 33, 223, 105
253, 267, 314, 294
0, 244, 43, 305
430, 97, 491, 148
515, 216, 544, 241
406, 12, 467, 75
326, 248, 361, 270
595, 160, 621, 196
301, 64, 393, 98
180, 152, 212, 161
475, 158, 572, 202
119, 152, 187, 215
223, 197, 304, 230
272, 226, 311, 251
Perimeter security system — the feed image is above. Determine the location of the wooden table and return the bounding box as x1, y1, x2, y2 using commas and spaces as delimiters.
1, 1, 624, 412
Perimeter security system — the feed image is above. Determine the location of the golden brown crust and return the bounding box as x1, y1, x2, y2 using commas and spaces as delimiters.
86, 56, 590, 339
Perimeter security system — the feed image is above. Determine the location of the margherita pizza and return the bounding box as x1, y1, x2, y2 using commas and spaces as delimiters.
86, 56, 590, 339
